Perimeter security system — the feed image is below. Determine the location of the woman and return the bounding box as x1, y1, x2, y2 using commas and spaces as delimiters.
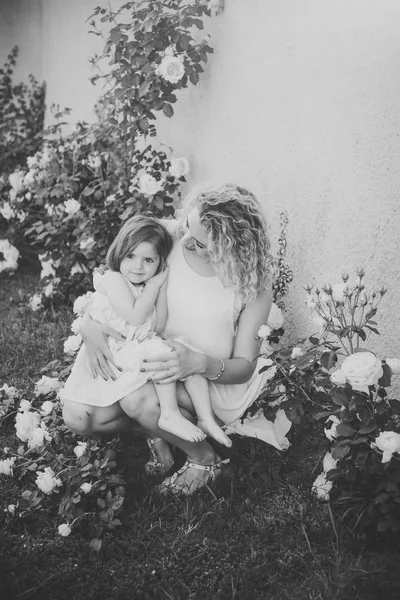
63, 183, 291, 495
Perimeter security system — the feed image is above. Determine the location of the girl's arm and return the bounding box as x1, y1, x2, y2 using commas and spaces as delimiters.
98, 271, 165, 326
154, 278, 168, 333
143, 287, 273, 385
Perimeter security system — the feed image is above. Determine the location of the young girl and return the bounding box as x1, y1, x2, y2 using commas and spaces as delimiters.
62, 215, 231, 447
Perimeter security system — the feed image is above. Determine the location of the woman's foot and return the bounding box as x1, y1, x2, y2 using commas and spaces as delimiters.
158, 413, 206, 443
145, 437, 175, 475
158, 453, 230, 496
196, 418, 232, 448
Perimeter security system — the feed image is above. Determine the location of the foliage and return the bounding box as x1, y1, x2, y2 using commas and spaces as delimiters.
1, 377, 126, 550
272, 211, 293, 309
0, 46, 46, 177
253, 270, 400, 533
0, 1, 214, 305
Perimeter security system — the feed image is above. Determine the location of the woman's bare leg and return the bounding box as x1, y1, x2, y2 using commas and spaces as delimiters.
184, 375, 232, 448
62, 400, 137, 435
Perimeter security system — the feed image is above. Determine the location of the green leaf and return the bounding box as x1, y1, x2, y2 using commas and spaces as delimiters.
189, 71, 199, 85
358, 422, 378, 434
89, 538, 102, 552
331, 444, 350, 459
336, 423, 355, 437
320, 351, 338, 371
378, 363, 392, 388
162, 103, 174, 118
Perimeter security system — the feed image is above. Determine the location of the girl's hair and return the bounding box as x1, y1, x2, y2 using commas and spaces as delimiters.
106, 215, 173, 273
176, 183, 274, 303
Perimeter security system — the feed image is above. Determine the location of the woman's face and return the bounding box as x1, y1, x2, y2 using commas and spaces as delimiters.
181, 208, 210, 260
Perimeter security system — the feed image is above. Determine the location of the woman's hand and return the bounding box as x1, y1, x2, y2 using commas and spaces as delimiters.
149, 266, 169, 289
80, 313, 125, 380
141, 338, 204, 384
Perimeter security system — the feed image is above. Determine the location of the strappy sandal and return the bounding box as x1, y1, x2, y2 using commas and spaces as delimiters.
157, 457, 230, 496
145, 437, 175, 475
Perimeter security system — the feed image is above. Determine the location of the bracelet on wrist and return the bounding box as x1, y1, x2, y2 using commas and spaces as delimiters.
207, 357, 225, 381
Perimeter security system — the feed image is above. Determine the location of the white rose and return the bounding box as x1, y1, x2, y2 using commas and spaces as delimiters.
322, 452, 338, 473
330, 369, 347, 386
73, 442, 87, 458
64, 199, 81, 215
58, 523, 72, 537
73, 292, 93, 316
15, 411, 41, 442
340, 352, 383, 394
64, 334, 82, 356
18, 400, 32, 412
79, 236, 95, 251
8, 170, 25, 193
80, 482, 92, 494
0, 239, 19, 273
24, 171, 36, 187
319, 291, 331, 304
35, 467, 62, 494
40, 259, 56, 279
385, 358, 400, 374
267, 303, 284, 330
169, 157, 189, 178
164, 46, 175, 56
0, 457, 16, 476
312, 472, 333, 501
257, 324, 271, 339
41, 401, 55, 416
331, 283, 348, 303
373, 431, 400, 463
70, 316, 83, 335
291, 347, 304, 359
139, 173, 163, 196
29, 293, 42, 311
70, 263, 89, 276
156, 55, 185, 84
27, 424, 51, 451
324, 415, 340, 441
6, 504, 16, 515
34, 375, 61, 397
0, 202, 15, 220
0, 384, 18, 399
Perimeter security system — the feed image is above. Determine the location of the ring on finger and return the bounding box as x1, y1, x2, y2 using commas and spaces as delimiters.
167, 369, 173, 378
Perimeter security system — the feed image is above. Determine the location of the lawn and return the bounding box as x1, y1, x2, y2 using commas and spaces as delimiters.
1, 267, 400, 600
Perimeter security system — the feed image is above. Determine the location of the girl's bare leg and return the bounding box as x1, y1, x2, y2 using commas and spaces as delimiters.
184, 375, 232, 448
119, 383, 222, 491
155, 381, 206, 442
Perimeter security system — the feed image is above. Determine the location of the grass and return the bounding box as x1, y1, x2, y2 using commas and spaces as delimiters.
1, 267, 400, 600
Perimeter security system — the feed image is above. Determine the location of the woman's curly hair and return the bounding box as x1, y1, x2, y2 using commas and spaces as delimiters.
176, 183, 274, 303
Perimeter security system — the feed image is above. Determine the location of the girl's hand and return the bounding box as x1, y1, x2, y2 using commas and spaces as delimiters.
149, 265, 169, 288
141, 338, 203, 384
80, 315, 125, 380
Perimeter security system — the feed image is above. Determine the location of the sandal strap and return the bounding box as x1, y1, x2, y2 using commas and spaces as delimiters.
146, 436, 163, 448
166, 457, 230, 487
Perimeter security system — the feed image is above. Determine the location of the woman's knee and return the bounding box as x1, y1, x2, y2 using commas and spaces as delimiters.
62, 401, 95, 435
119, 384, 160, 427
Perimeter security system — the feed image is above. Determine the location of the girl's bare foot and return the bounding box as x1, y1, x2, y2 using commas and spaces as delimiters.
158, 413, 206, 443
197, 418, 232, 448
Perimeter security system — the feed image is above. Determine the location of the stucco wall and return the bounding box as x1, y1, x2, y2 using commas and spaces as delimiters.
155, 0, 400, 359
1, 0, 400, 359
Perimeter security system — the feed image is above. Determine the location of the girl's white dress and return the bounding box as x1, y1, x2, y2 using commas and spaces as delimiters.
62, 278, 169, 406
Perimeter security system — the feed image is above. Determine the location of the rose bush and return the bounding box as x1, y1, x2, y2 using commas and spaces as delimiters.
1, 1, 215, 307
252, 270, 400, 532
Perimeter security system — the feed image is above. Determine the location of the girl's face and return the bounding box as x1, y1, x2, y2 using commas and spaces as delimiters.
181, 208, 210, 260
120, 241, 160, 284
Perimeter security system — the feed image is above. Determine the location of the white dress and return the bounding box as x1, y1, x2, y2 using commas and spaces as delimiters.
163, 242, 291, 451
61, 278, 169, 406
